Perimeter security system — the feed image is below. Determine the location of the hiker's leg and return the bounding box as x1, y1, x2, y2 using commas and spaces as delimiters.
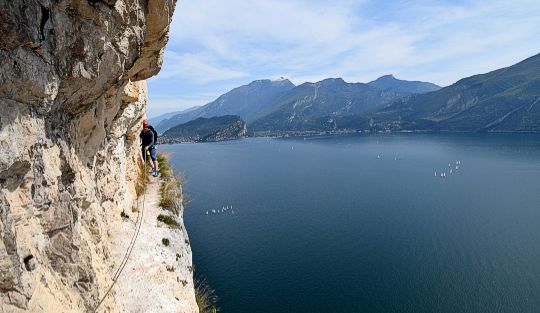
142, 147, 154, 170
150, 146, 159, 172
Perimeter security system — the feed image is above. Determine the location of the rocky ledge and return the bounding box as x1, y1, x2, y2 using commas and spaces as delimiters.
0, 1, 197, 312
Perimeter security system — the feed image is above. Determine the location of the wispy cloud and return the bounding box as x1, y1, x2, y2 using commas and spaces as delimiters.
147, 97, 208, 118
148, 0, 540, 116
156, 51, 250, 83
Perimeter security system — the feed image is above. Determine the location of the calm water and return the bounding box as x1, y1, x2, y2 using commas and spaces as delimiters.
160, 134, 540, 313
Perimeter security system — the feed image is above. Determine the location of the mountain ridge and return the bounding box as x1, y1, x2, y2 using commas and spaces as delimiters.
249, 75, 441, 132
158, 75, 440, 133
156, 79, 295, 132
366, 53, 540, 132
156, 53, 540, 135
161, 115, 247, 143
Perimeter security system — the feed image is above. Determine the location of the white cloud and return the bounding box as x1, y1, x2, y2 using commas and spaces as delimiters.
147, 0, 540, 116
156, 50, 250, 84
167, 0, 540, 83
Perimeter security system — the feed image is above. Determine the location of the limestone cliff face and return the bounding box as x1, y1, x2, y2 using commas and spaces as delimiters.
0, 1, 189, 312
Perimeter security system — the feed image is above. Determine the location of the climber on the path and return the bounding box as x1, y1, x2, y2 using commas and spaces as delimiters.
140, 119, 159, 177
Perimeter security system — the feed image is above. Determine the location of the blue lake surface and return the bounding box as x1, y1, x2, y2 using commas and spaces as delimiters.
160, 133, 540, 313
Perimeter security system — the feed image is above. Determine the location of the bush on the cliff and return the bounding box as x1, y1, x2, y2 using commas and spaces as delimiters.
157, 214, 180, 228
161, 238, 170, 246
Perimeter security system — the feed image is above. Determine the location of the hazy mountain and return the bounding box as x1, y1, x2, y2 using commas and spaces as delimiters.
156, 79, 295, 132
249, 76, 439, 131
148, 106, 200, 126
160, 115, 247, 143
368, 53, 540, 132
367, 74, 441, 94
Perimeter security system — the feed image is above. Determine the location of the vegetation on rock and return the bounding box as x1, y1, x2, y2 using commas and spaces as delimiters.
195, 279, 220, 313
157, 214, 180, 228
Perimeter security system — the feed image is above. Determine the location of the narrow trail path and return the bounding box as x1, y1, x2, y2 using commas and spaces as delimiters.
108, 176, 198, 313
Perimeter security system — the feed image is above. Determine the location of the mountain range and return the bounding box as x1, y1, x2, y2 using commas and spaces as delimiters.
366, 53, 540, 132
156, 75, 440, 132
156, 78, 295, 132
249, 76, 440, 131
156, 53, 540, 134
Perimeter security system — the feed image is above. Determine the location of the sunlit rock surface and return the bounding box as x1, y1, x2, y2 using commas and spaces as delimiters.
0, 1, 197, 312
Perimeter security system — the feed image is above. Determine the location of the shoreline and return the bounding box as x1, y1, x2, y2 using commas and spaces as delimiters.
156, 129, 540, 145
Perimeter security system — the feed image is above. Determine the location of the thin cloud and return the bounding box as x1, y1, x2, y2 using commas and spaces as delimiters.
148, 0, 540, 116
147, 98, 207, 118
156, 51, 250, 83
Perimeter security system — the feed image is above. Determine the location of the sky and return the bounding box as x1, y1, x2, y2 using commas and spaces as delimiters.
146, 0, 540, 118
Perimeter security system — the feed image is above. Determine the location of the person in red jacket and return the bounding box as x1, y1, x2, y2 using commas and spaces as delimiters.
139, 119, 159, 177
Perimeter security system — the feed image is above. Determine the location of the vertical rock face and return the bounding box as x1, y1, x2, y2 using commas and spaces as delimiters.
0, 0, 177, 311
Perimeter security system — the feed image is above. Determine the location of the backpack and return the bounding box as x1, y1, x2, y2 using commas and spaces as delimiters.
148, 125, 158, 144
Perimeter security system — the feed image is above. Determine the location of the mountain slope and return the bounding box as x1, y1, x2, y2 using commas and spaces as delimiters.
149, 106, 200, 126
249, 76, 439, 132
161, 115, 247, 142
371, 53, 540, 132
156, 79, 295, 131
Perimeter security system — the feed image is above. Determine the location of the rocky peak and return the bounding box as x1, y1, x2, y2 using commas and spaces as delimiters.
316, 77, 347, 86
374, 74, 397, 81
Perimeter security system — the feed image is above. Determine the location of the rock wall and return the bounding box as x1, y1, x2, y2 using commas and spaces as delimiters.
0, 0, 182, 312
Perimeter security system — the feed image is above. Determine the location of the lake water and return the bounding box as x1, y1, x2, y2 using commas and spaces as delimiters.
160, 134, 540, 313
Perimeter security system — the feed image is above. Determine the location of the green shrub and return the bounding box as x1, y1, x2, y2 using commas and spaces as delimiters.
157, 214, 180, 228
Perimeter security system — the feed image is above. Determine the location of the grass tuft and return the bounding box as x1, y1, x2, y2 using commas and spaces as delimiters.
135, 159, 150, 197
157, 152, 185, 215
159, 178, 182, 208
157, 153, 173, 179
195, 278, 220, 313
